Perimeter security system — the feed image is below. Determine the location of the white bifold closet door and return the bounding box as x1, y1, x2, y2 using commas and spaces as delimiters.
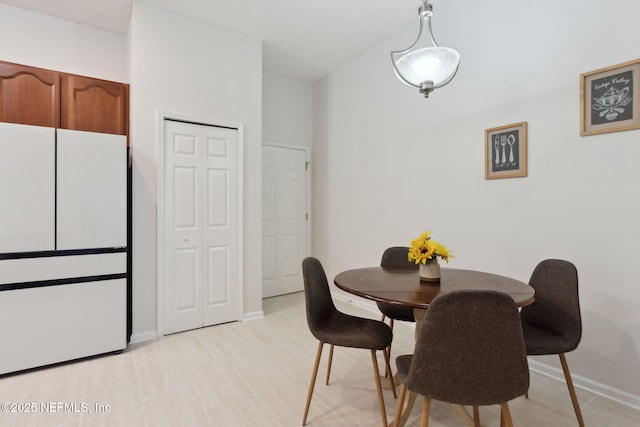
0, 123, 55, 253
56, 129, 127, 250
163, 120, 240, 334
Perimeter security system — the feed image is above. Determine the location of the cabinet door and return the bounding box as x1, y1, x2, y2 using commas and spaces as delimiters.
0, 62, 60, 127
0, 123, 55, 253
56, 129, 127, 250
61, 74, 128, 136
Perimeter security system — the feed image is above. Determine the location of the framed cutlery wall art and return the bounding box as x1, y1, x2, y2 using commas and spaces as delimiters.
485, 121, 527, 179
580, 58, 640, 136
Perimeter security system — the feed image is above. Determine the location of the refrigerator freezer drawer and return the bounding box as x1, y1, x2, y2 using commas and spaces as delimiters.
0, 252, 126, 285
0, 279, 126, 375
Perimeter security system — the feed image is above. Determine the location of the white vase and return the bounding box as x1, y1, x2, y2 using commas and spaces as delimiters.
419, 260, 441, 282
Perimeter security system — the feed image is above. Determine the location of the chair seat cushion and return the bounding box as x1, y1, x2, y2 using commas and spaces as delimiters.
395, 354, 413, 384
315, 313, 393, 350
376, 301, 415, 322
522, 319, 579, 355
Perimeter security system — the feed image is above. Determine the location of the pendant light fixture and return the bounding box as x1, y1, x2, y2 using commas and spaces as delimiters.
391, 0, 460, 98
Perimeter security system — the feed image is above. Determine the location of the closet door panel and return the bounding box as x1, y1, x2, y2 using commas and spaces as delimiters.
56, 129, 126, 250
0, 123, 55, 253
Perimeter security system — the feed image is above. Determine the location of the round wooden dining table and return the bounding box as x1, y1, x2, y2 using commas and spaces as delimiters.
334, 266, 535, 311
334, 266, 535, 427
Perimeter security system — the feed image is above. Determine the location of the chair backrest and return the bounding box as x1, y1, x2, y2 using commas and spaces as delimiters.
380, 246, 418, 269
301, 257, 338, 339
520, 259, 581, 351
377, 247, 417, 316
404, 290, 529, 406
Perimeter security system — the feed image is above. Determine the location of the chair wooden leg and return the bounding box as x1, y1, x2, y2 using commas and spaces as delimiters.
499, 402, 514, 427
451, 404, 476, 426
325, 344, 335, 385
472, 405, 480, 427
398, 391, 418, 427
302, 341, 324, 426
392, 384, 407, 427
420, 396, 431, 427
384, 350, 391, 378
384, 319, 395, 379
559, 353, 585, 427
370, 350, 388, 427
382, 347, 397, 398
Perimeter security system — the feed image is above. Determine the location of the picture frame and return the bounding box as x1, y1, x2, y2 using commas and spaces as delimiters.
485, 121, 527, 180
580, 58, 640, 136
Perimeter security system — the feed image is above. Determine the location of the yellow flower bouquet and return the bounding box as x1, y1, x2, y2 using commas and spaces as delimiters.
408, 230, 453, 265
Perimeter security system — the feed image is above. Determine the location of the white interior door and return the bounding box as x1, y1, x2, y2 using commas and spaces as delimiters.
262, 144, 309, 298
163, 119, 240, 334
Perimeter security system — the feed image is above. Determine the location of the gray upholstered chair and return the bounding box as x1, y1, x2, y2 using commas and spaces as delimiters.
392, 290, 529, 427
378, 247, 418, 325
520, 259, 584, 427
377, 247, 418, 378
301, 257, 395, 427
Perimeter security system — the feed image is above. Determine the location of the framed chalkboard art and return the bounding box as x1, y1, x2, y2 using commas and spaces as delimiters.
581, 59, 640, 136
485, 122, 528, 180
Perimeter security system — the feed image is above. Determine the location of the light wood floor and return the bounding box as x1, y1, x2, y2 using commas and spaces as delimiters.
1, 292, 639, 427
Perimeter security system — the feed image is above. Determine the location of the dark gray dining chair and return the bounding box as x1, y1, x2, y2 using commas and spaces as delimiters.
520, 259, 584, 427
392, 290, 529, 427
377, 247, 418, 378
301, 257, 395, 427
378, 247, 418, 326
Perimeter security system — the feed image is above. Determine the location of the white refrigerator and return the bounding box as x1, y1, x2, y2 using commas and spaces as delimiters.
0, 122, 128, 374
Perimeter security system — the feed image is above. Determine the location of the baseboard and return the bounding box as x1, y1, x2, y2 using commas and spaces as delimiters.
243, 310, 264, 321
528, 359, 640, 410
333, 292, 417, 328
332, 291, 385, 316
129, 331, 158, 344
129, 312, 264, 342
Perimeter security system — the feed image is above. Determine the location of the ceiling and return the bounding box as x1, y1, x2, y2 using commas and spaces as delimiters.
0, 0, 450, 82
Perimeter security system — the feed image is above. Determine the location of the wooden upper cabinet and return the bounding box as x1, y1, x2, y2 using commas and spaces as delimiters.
0, 61, 129, 137
0, 61, 60, 128
61, 74, 128, 135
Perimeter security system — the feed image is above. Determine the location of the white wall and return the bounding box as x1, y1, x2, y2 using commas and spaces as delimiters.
262, 71, 312, 147
0, 3, 126, 82
128, 2, 262, 339
313, 0, 640, 405
0, 1, 263, 344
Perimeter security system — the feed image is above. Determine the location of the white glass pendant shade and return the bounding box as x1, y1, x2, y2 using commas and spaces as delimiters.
391, 2, 460, 97
394, 46, 460, 88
